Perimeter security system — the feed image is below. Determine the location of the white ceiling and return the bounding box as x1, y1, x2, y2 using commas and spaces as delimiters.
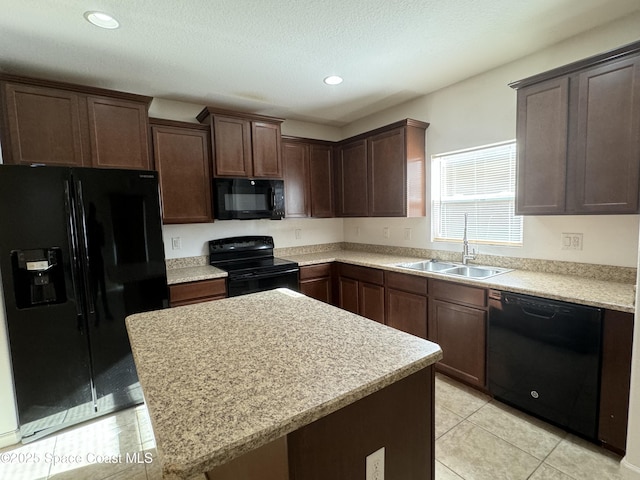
1, 0, 639, 126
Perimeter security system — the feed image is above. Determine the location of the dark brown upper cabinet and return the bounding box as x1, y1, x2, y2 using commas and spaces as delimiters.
150, 118, 213, 224
282, 136, 334, 218
334, 119, 429, 217
511, 41, 640, 215
0, 74, 151, 170
197, 107, 284, 179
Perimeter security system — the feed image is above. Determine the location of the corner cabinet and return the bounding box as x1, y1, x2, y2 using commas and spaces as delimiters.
299, 263, 334, 304
282, 136, 334, 218
512, 41, 640, 215
0, 74, 151, 169
336, 263, 385, 323
150, 118, 213, 224
335, 119, 429, 217
197, 107, 284, 179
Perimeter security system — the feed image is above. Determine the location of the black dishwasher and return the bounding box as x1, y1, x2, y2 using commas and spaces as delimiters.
487, 290, 602, 440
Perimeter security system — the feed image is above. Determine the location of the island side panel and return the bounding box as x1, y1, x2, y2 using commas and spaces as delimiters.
287, 366, 434, 480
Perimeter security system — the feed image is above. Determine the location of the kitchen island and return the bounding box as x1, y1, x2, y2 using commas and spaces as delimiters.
126, 288, 442, 480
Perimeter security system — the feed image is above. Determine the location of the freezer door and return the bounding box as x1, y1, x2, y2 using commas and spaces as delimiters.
0, 165, 94, 439
73, 168, 167, 413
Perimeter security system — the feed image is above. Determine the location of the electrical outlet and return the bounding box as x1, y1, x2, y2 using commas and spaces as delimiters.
171, 237, 182, 250
383, 227, 390, 239
561, 233, 583, 251
404, 228, 412, 240
295, 229, 302, 240
366, 447, 385, 480
355, 227, 361, 237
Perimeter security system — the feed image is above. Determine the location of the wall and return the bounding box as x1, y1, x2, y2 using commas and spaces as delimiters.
148, 99, 345, 259
162, 218, 344, 259
341, 12, 640, 268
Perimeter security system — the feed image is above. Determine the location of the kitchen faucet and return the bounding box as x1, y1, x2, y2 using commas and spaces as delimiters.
462, 213, 476, 265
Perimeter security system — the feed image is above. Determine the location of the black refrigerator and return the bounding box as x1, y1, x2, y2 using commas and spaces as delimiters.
0, 165, 168, 442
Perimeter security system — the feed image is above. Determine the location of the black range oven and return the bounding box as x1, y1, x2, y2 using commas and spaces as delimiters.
209, 236, 299, 297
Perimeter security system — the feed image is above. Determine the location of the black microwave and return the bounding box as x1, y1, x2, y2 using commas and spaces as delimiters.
213, 178, 285, 220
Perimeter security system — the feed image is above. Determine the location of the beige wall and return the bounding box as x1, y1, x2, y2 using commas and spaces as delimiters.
341, 12, 640, 267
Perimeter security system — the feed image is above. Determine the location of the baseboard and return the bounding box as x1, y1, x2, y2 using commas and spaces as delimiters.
621, 457, 640, 480
0, 428, 21, 448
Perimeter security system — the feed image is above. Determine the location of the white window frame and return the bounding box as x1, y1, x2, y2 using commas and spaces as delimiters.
431, 140, 523, 246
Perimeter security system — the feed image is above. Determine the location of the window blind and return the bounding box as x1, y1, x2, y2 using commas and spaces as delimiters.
432, 141, 523, 245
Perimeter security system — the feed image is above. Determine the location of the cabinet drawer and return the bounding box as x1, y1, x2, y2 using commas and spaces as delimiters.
385, 271, 428, 296
169, 279, 227, 306
299, 263, 332, 280
429, 279, 486, 308
338, 263, 384, 285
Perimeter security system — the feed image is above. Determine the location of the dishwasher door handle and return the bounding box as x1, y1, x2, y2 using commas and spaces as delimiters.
521, 307, 556, 320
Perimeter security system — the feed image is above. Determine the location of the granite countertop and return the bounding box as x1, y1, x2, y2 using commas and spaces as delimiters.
282, 250, 636, 313
164, 249, 636, 313
166, 265, 226, 285
126, 289, 442, 479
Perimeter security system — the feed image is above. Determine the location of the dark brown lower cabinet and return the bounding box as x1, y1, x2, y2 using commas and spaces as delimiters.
288, 367, 434, 480
169, 279, 226, 307
429, 300, 486, 388
428, 280, 488, 389
385, 271, 428, 338
359, 282, 385, 323
299, 263, 333, 304
337, 263, 385, 323
599, 309, 634, 454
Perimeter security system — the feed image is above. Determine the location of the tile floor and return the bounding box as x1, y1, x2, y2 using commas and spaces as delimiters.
0, 373, 627, 479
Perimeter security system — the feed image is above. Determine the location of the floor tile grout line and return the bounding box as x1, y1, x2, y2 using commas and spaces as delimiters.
440, 418, 546, 478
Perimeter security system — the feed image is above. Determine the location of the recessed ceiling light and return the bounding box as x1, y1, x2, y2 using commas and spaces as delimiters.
84, 11, 120, 29
323, 75, 343, 85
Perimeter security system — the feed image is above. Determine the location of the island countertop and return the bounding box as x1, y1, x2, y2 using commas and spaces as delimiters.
125, 289, 443, 479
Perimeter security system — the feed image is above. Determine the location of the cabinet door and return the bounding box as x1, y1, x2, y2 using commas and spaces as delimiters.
599, 310, 633, 453
309, 143, 334, 217
282, 141, 310, 217
213, 115, 252, 176
151, 124, 212, 223
386, 288, 427, 338
3, 83, 85, 166
515, 77, 569, 214
300, 277, 332, 304
569, 56, 640, 213
335, 139, 368, 216
359, 282, 385, 324
86, 96, 151, 170
252, 121, 282, 178
368, 127, 406, 216
429, 299, 486, 388
338, 276, 359, 314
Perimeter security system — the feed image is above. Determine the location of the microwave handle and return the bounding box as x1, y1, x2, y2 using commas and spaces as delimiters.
270, 188, 276, 210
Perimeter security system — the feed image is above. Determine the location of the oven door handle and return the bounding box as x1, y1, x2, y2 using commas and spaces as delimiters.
231, 268, 299, 281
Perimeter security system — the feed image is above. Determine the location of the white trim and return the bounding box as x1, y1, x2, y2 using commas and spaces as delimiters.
621, 458, 640, 480
0, 428, 20, 449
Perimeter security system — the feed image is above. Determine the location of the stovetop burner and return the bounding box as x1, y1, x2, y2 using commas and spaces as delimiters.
209, 236, 300, 297
208, 236, 298, 276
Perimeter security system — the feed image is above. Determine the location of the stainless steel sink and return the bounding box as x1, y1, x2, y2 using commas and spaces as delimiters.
396, 260, 457, 272
395, 259, 511, 279
443, 265, 508, 279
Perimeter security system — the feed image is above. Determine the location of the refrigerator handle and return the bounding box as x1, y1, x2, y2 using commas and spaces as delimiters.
64, 180, 85, 326
76, 180, 96, 315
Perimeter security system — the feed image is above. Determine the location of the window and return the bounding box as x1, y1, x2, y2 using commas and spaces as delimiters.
432, 141, 522, 246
